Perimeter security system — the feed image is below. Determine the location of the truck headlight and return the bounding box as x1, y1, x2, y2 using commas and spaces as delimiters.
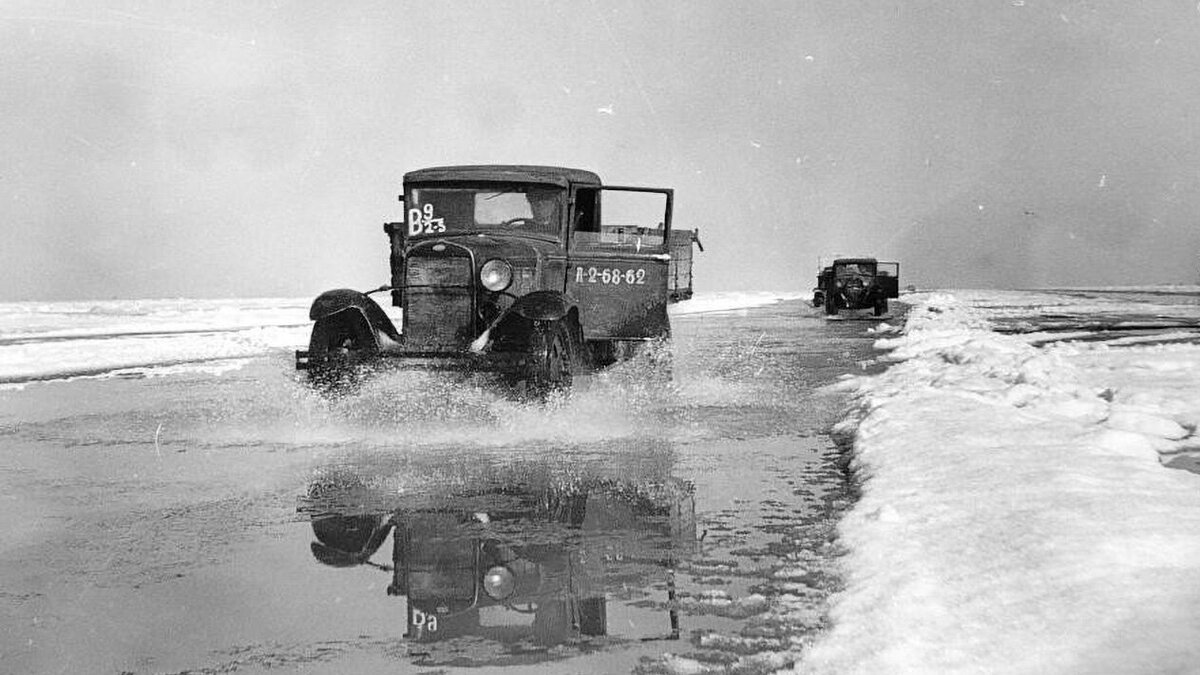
480, 260, 513, 291
482, 565, 515, 599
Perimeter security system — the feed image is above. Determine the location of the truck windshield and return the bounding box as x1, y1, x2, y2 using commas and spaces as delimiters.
405, 186, 564, 238
836, 262, 876, 277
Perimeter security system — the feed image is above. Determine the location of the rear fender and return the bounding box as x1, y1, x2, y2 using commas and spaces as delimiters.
309, 289, 401, 343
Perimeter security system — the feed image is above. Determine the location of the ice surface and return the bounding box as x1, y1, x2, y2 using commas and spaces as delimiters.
0, 292, 797, 385
0, 298, 315, 385
672, 291, 802, 315
8, 289, 1200, 671
795, 290, 1200, 675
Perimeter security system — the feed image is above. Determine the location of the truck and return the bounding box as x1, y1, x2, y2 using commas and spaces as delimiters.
296, 165, 702, 392
299, 455, 696, 667
812, 257, 899, 317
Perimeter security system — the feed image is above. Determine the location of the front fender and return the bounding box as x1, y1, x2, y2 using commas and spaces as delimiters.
469, 290, 577, 353
308, 289, 401, 342
510, 290, 574, 322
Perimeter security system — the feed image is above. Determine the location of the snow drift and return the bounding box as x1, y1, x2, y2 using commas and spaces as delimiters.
797, 290, 1200, 674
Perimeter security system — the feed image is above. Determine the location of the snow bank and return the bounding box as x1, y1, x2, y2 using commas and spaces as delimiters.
796, 291, 1200, 674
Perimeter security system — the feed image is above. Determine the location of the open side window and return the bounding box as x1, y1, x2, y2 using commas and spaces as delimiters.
571, 187, 672, 253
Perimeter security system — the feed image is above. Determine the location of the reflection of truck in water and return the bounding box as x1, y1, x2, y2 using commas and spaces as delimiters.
295, 165, 703, 394
300, 472, 696, 666
812, 257, 899, 317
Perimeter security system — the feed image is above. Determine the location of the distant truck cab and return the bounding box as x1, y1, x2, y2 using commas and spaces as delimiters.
812, 257, 899, 316
295, 165, 702, 391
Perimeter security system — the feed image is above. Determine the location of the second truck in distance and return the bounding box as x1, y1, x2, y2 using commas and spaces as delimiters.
812, 257, 899, 317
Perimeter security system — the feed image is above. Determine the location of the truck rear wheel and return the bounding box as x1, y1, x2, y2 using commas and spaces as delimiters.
587, 340, 618, 369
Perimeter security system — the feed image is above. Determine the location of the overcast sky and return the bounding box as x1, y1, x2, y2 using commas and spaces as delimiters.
3, 0, 1200, 301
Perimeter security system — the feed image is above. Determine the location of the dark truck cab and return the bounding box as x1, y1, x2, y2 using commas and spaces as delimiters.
300, 470, 696, 667
813, 257, 899, 316
296, 165, 702, 390
392, 481, 694, 656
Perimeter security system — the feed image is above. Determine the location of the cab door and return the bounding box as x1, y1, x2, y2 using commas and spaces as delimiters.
567, 186, 673, 340
877, 262, 900, 298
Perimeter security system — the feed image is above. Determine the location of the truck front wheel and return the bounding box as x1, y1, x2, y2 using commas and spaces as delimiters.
824, 290, 838, 316
307, 310, 378, 384
526, 318, 581, 394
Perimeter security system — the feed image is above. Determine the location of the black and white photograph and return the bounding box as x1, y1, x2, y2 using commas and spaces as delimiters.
2, 2, 1199, 673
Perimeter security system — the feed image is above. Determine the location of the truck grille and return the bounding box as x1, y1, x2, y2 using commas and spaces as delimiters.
406, 255, 473, 286
405, 252, 474, 352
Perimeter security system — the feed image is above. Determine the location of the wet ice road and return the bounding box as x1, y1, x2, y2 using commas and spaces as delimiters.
0, 299, 899, 674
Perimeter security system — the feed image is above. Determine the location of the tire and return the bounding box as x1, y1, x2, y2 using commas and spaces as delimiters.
307, 309, 378, 386
586, 339, 619, 369
578, 596, 607, 636
824, 290, 838, 316
310, 514, 390, 567
526, 318, 581, 394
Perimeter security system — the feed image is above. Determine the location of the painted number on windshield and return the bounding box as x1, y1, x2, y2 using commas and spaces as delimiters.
575, 266, 646, 285
408, 204, 446, 236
